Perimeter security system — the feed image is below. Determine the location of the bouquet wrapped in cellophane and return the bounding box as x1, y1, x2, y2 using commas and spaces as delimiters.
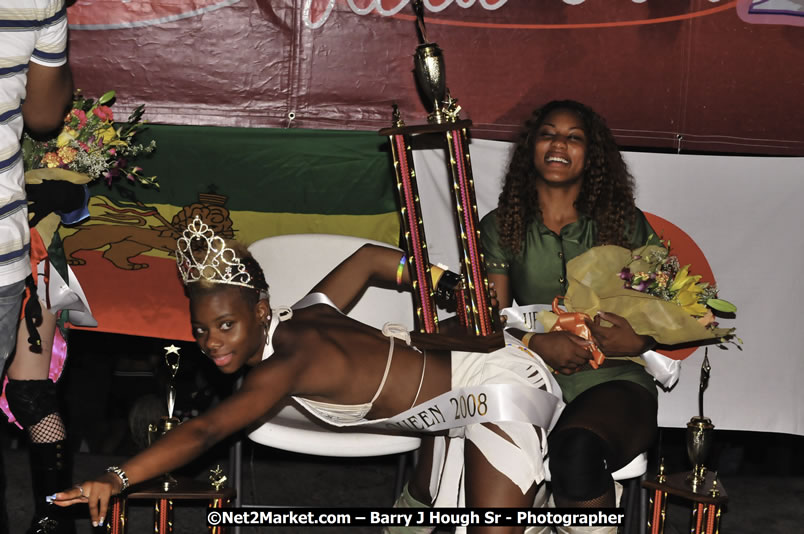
559, 244, 736, 347
22, 89, 157, 189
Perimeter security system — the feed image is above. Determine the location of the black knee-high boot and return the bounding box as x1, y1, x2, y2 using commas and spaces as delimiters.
27, 439, 76, 534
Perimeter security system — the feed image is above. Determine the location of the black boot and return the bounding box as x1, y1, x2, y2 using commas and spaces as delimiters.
0, 446, 9, 534
27, 440, 76, 534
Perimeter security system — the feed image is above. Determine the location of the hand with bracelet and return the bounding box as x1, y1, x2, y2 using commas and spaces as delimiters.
51, 466, 128, 528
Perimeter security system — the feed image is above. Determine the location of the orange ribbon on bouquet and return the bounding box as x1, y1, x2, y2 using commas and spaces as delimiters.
550, 296, 605, 369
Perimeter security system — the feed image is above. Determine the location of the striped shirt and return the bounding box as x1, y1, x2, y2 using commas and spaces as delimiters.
0, 0, 67, 285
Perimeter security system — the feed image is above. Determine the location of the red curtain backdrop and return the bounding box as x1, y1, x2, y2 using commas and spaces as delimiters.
66, 0, 804, 155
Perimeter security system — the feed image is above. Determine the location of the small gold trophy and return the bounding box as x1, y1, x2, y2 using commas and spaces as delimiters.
209, 465, 228, 491
147, 344, 183, 491
686, 351, 715, 490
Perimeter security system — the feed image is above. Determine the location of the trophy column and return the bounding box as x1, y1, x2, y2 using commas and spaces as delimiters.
153, 499, 174, 534
445, 124, 496, 335
387, 117, 439, 334
107, 496, 128, 534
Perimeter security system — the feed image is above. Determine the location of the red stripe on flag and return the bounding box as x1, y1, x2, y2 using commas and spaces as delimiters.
69, 251, 193, 341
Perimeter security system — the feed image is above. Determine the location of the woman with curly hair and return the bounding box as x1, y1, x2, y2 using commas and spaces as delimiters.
479, 100, 661, 533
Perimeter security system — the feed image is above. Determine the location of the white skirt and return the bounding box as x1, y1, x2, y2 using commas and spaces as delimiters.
429, 332, 563, 511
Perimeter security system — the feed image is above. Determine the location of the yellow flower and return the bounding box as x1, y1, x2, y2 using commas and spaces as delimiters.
675, 288, 706, 318
42, 152, 61, 168
56, 127, 77, 147
98, 126, 118, 145
57, 146, 78, 164
668, 265, 701, 293
668, 265, 709, 316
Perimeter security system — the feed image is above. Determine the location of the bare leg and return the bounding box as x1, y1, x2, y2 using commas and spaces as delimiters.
408, 435, 436, 504
8, 304, 56, 380
464, 423, 540, 534
6, 304, 74, 533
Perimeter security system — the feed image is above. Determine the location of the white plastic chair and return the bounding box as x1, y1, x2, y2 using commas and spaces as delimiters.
237, 234, 421, 506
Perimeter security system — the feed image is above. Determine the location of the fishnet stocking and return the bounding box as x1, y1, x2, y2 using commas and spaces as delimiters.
554, 485, 615, 508
28, 413, 66, 444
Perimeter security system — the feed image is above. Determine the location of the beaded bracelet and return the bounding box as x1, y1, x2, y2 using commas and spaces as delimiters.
396, 255, 407, 286
432, 266, 462, 304
106, 466, 129, 492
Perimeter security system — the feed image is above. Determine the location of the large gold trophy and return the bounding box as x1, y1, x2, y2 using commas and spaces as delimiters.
380, 0, 499, 341
147, 344, 183, 491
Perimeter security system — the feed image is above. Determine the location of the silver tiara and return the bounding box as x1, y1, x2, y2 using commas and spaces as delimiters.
176, 216, 254, 289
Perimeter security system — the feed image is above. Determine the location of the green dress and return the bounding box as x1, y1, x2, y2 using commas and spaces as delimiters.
479, 209, 660, 402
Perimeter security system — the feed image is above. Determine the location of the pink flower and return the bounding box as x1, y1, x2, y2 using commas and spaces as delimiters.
69, 109, 87, 129
93, 105, 114, 121
103, 169, 119, 186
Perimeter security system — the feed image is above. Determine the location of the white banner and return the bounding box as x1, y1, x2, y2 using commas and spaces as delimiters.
298, 384, 561, 433
413, 140, 804, 437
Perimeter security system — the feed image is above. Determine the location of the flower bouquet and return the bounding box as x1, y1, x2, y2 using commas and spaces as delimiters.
560, 243, 736, 347
22, 90, 157, 189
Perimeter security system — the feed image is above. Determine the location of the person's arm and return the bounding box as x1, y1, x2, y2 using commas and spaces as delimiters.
22, 61, 73, 134
488, 272, 512, 310
22, 1, 73, 134
310, 244, 411, 312
52, 359, 297, 525
586, 311, 656, 356
492, 271, 592, 374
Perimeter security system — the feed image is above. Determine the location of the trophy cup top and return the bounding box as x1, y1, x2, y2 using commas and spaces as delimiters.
415, 42, 442, 58
413, 43, 447, 124
687, 415, 714, 428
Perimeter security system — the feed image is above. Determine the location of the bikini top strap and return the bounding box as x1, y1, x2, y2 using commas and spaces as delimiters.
370, 322, 418, 404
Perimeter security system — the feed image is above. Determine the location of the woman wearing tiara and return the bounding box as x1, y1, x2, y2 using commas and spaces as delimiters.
53, 216, 563, 534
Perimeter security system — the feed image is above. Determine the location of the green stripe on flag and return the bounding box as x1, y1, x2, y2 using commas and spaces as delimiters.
108, 125, 399, 216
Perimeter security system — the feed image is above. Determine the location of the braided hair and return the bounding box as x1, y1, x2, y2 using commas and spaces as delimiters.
496, 100, 638, 253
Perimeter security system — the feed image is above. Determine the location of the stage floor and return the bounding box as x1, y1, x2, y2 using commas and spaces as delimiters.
2, 435, 802, 534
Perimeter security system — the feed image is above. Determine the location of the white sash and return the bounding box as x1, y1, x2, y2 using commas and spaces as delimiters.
299, 382, 561, 432
283, 294, 562, 431
503, 304, 680, 388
